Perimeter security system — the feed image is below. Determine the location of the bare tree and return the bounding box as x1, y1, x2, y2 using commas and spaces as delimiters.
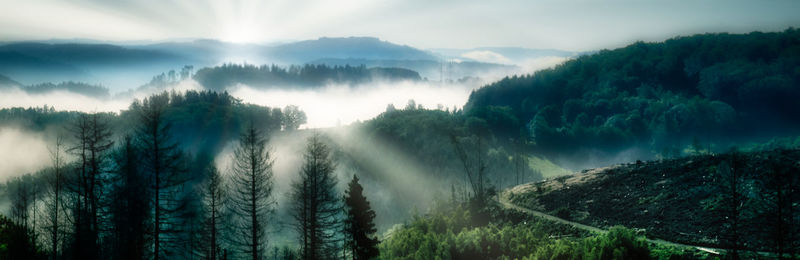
44, 137, 66, 259
229, 123, 275, 260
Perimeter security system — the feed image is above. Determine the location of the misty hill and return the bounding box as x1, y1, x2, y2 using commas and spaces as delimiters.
0, 74, 21, 87
309, 58, 517, 81
0, 50, 89, 84
267, 37, 436, 63
0, 37, 524, 91
431, 47, 578, 64
464, 29, 800, 167
23, 82, 110, 98
193, 63, 421, 90
507, 148, 800, 253
0, 42, 195, 89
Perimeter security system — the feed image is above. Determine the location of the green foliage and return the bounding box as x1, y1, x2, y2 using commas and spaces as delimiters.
378, 202, 697, 260
465, 29, 800, 160
0, 214, 45, 260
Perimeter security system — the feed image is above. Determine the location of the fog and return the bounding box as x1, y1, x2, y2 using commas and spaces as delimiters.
0, 128, 51, 181
212, 126, 450, 245
230, 81, 477, 128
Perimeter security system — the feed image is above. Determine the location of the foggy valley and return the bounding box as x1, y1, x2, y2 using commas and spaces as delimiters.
1, 1, 800, 259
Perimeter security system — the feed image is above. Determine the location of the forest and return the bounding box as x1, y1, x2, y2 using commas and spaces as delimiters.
193, 64, 422, 90
464, 28, 800, 165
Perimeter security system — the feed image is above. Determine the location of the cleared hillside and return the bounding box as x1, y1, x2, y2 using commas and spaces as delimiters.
507, 148, 800, 253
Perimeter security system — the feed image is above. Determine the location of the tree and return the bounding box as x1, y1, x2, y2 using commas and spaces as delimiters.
202, 165, 226, 260
66, 113, 113, 259
715, 152, 744, 258
108, 135, 150, 260
343, 175, 379, 260
229, 124, 275, 260
291, 134, 341, 260
44, 137, 66, 260
281, 105, 307, 131
133, 92, 187, 260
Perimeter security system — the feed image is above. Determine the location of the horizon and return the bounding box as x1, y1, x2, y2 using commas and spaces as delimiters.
2, 0, 799, 51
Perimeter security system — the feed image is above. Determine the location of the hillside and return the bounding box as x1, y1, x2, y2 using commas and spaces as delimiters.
267, 37, 436, 63
464, 29, 800, 166
506, 148, 800, 253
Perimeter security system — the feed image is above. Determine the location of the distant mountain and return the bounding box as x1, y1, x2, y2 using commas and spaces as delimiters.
0, 74, 110, 98
0, 42, 194, 90
267, 37, 437, 63
0, 74, 22, 87
431, 47, 578, 64
0, 37, 526, 91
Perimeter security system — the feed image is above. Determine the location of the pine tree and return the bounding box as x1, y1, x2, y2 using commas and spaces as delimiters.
291, 134, 341, 260
109, 135, 150, 260
229, 123, 275, 260
202, 165, 226, 260
133, 92, 186, 259
343, 175, 379, 260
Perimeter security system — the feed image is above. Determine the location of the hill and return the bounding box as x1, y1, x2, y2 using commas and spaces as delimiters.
464, 29, 800, 167
192, 63, 422, 90
506, 148, 800, 253
267, 37, 436, 63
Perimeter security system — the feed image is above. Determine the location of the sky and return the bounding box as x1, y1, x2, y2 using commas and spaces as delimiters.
1, 0, 799, 51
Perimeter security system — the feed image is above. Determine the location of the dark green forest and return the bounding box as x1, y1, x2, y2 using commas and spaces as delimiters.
465, 29, 800, 164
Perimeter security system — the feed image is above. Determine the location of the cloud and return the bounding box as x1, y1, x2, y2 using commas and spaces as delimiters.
461, 50, 512, 64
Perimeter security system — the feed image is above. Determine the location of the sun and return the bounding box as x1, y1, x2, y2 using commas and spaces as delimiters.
223, 27, 259, 43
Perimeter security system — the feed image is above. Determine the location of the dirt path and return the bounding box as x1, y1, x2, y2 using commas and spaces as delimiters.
496, 190, 726, 255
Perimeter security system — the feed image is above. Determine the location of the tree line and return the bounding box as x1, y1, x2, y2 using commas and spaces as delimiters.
0, 93, 379, 260
193, 63, 421, 90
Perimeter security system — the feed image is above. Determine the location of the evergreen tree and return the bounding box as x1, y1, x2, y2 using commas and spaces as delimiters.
202, 165, 226, 260
108, 135, 150, 260
229, 123, 275, 260
290, 134, 341, 260
133, 92, 187, 259
343, 175, 379, 260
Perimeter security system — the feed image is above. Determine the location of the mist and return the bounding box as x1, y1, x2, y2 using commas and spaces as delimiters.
230, 81, 477, 128
0, 128, 50, 181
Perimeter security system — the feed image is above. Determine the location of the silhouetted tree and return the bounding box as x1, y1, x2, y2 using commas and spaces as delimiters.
44, 137, 66, 260
108, 135, 150, 260
291, 134, 341, 260
343, 175, 379, 260
202, 165, 226, 260
66, 113, 113, 259
229, 124, 275, 260
133, 92, 187, 260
